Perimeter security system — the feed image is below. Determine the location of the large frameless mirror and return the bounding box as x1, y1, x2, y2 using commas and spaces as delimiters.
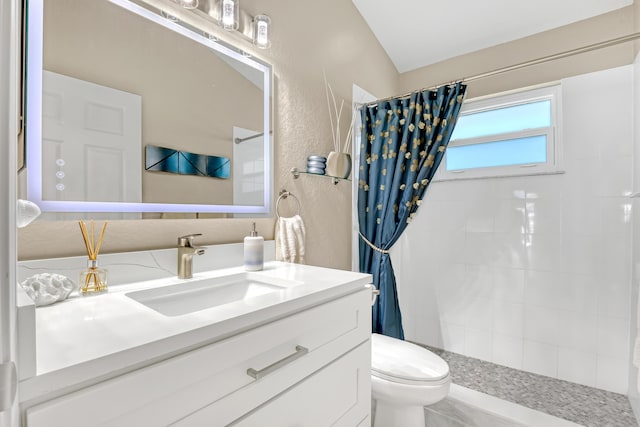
23, 0, 273, 218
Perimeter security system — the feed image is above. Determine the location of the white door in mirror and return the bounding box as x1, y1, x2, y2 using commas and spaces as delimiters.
42, 71, 142, 214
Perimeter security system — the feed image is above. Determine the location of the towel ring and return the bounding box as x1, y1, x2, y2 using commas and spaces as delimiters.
276, 190, 301, 219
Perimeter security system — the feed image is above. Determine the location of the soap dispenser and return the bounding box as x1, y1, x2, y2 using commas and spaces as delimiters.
244, 223, 264, 271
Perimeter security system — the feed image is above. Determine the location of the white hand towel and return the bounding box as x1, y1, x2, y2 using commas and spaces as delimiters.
276, 215, 306, 264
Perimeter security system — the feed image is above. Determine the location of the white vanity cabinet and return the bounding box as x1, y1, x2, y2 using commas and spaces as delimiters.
24, 288, 372, 427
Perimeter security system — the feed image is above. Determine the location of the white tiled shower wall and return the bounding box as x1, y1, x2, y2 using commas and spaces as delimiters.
627, 53, 640, 415
392, 65, 633, 394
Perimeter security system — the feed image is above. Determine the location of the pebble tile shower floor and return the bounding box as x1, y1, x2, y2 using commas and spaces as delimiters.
421, 345, 637, 427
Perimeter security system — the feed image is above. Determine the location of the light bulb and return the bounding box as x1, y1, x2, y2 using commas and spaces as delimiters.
220, 0, 238, 30
170, 0, 198, 9
253, 15, 271, 49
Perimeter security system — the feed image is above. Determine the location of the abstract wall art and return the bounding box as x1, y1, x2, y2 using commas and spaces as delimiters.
145, 145, 230, 179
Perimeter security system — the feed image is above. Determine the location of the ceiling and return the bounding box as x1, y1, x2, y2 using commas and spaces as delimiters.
351, 0, 632, 73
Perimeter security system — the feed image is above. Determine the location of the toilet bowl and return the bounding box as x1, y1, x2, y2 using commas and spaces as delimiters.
371, 333, 451, 427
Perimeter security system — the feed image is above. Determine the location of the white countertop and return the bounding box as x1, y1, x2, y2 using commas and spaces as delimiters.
19, 259, 371, 404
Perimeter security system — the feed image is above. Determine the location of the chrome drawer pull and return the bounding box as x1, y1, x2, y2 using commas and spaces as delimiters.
247, 345, 309, 380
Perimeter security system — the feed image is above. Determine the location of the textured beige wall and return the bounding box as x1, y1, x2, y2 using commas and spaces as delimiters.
19, 0, 399, 267
399, 6, 636, 99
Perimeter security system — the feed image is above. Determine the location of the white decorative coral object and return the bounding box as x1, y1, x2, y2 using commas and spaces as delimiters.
16, 199, 41, 228
19, 273, 77, 307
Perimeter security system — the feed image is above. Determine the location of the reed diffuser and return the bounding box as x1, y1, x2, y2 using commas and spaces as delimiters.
78, 220, 108, 295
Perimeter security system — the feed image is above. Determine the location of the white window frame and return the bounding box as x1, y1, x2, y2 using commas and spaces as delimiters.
437, 84, 563, 181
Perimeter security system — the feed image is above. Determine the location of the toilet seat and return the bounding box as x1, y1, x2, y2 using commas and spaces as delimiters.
372, 369, 451, 386
371, 333, 450, 385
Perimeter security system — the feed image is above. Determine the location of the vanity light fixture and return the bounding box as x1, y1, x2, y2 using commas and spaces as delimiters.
170, 0, 199, 9
253, 14, 271, 49
168, 0, 272, 50
220, 0, 239, 31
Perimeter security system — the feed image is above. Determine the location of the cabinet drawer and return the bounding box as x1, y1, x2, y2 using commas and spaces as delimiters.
25, 289, 371, 427
173, 334, 371, 426
229, 341, 371, 427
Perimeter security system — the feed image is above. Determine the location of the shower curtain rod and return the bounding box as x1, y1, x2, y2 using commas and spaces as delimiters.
361, 31, 640, 108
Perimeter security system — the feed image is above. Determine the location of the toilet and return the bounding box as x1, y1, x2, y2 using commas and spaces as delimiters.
371, 333, 451, 427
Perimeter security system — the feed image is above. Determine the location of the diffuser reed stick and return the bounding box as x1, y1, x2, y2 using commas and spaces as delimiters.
323, 71, 355, 154
78, 220, 108, 294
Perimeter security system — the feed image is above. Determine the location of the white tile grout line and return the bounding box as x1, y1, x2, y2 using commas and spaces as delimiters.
449, 384, 585, 427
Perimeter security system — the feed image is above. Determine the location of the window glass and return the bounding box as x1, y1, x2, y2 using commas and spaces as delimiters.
446, 135, 547, 171
451, 100, 551, 140
438, 85, 562, 180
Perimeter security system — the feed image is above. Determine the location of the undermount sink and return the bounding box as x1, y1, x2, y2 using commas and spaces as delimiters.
125, 272, 295, 316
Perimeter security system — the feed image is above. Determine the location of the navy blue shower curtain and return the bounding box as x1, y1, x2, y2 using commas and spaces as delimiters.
358, 83, 467, 339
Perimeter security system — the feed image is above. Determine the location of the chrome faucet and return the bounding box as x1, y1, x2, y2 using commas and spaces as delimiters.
177, 233, 206, 279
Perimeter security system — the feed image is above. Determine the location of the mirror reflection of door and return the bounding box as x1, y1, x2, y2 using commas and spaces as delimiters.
41, 71, 142, 220
232, 127, 265, 218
